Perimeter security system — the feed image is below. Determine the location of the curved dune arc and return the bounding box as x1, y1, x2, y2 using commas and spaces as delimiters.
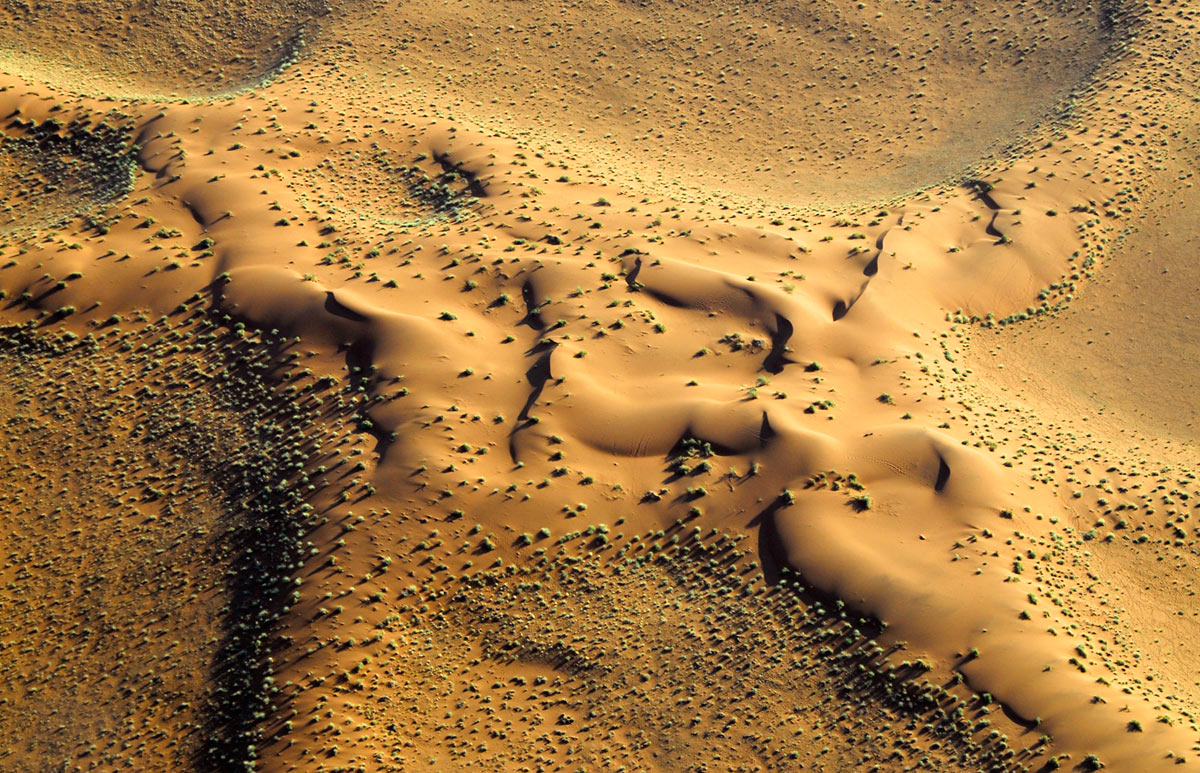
618, 252, 849, 367
218, 266, 363, 346
842, 426, 1005, 505
551, 386, 767, 459
544, 358, 841, 469
218, 267, 466, 388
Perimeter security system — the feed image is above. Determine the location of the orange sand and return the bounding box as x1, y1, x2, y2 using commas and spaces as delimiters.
0, 1, 1196, 771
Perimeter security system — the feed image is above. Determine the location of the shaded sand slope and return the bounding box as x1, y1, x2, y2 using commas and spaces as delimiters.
0, 1, 1195, 772
0, 0, 327, 97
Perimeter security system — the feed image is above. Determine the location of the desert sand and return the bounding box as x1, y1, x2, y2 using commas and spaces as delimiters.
0, 0, 1196, 771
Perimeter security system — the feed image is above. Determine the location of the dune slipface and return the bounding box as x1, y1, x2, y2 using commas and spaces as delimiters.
0, 0, 1196, 771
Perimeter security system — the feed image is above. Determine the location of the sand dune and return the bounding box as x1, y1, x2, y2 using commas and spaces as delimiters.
0, 0, 1196, 771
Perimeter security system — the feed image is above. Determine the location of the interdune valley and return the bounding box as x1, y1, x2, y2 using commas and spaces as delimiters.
0, 1, 1197, 771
